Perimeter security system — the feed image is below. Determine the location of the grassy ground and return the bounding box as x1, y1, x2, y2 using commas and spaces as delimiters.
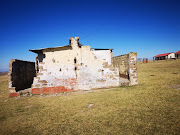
0, 59, 180, 135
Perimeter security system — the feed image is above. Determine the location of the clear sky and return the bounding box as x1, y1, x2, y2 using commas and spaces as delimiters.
0, 0, 180, 71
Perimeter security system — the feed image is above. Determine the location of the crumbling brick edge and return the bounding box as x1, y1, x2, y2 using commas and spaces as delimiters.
8, 59, 35, 97
9, 59, 18, 97
129, 52, 138, 85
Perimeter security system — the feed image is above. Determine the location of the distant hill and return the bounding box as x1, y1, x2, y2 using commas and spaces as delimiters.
0, 72, 8, 76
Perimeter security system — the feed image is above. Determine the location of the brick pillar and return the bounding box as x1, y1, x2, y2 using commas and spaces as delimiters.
129, 52, 138, 85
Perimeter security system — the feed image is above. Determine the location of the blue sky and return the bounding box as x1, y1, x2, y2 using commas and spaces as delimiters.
0, 0, 180, 71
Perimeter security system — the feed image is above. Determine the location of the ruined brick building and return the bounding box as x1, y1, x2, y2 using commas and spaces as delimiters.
8, 37, 138, 97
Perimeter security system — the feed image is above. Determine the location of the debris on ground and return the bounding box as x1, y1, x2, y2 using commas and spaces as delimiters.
25, 105, 32, 109
22, 93, 29, 97
15, 97, 20, 100
172, 72, 178, 74
4, 99, 8, 102
170, 85, 180, 90
88, 104, 94, 109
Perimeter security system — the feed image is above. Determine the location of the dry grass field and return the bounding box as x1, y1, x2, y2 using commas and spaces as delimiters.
0, 60, 180, 135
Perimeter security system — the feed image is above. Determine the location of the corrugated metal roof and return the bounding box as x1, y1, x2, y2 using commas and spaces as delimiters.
29, 45, 71, 53
29, 45, 113, 53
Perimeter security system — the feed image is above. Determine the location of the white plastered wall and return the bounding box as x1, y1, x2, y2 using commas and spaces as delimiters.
91, 50, 112, 65
32, 37, 120, 90
168, 53, 175, 59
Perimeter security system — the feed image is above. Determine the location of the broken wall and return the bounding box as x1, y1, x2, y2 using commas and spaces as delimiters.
31, 37, 120, 94
9, 59, 36, 96
112, 54, 129, 79
129, 52, 138, 85
112, 52, 138, 85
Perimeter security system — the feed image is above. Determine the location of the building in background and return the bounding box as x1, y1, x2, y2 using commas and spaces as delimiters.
175, 51, 180, 59
154, 52, 175, 60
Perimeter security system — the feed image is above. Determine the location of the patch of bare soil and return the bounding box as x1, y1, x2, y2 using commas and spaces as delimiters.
25, 105, 32, 109
170, 85, 180, 90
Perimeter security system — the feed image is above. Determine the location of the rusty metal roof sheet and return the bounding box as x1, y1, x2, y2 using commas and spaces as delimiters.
29, 45, 71, 53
